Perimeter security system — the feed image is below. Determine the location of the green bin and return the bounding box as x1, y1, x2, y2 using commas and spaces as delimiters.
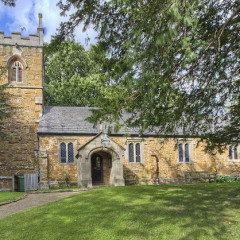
18, 176, 25, 192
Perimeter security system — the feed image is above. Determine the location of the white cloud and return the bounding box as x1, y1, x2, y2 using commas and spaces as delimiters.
0, 0, 97, 48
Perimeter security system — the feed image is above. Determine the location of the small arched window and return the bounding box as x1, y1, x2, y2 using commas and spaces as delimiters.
229, 145, 238, 160
128, 141, 143, 163
136, 143, 141, 162
8, 58, 24, 83
68, 143, 74, 163
178, 141, 192, 163
129, 143, 134, 162
59, 140, 76, 164
60, 143, 66, 163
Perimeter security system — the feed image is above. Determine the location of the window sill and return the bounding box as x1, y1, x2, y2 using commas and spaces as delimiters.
177, 162, 194, 165
127, 162, 144, 165
229, 160, 240, 163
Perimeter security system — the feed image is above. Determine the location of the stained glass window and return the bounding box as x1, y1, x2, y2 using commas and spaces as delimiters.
68, 143, 74, 163
136, 143, 141, 162
60, 143, 66, 163
178, 144, 183, 162
129, 143, 134, 162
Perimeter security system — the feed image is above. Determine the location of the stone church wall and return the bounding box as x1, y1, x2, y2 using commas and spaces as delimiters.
38, 135, 240, 189
0, 29, 43, 190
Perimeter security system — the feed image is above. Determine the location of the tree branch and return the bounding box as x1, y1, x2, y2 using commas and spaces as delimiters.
174, 4, 240, 83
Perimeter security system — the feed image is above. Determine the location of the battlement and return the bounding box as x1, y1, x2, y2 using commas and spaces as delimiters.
0, 13, 44, 47
0, 31, 43, 47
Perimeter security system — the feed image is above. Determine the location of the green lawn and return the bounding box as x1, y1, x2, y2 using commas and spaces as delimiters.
1, 184, 240, 240
0, 192, 24, 204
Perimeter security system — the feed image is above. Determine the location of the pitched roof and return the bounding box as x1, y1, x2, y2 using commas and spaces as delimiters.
38, 106, 147, 136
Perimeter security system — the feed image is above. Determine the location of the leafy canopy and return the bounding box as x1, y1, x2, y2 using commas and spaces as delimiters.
44, 41, 110, 107
1, 0, 15, 7
55, 0, 240, 148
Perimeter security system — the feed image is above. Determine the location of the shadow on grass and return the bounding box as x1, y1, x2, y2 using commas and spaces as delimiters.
1, 183, 240, 240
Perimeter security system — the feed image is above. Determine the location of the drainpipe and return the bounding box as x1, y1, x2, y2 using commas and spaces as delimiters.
151, 151, 159, 185
155, 156, 160, 185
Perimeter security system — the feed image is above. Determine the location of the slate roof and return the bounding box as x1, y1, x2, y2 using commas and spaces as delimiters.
38, 106, 225, 137
38, 106, 147, 136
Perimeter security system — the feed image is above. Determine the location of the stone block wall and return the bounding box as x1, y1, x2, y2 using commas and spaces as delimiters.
39, 135, 240, 188
0, 34, 43, 187
0, 176, 13, 191
38, 136, 93, 188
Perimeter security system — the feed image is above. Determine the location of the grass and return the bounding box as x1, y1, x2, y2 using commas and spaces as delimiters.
0, 192, 24, 204
1, 183, 240, 240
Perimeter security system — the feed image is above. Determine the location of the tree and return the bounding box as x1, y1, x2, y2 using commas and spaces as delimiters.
55, 0, 240, 149
44, 41, 110, 107
0, 67, 14, 142
1, 0, 15, 7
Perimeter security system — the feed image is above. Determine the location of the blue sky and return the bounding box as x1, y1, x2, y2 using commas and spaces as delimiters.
0, 0, 97, 47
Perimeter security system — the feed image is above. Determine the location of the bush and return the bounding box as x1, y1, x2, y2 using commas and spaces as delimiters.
216, 175, 240, 183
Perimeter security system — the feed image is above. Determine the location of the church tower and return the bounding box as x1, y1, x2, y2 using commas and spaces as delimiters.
0, 14, 44, 191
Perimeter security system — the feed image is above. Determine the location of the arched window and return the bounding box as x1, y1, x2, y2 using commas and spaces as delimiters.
185, 143, 189, 162
136, 143, 141, 162
128, 141, 143, 163
68, 143, 74, 163
129, 143, 134, 162
8, 57, 25, 83
229, 145, 238, 160
59, 140, 76, 164
60, 143, 66, 163
178, 141, 192, 163
178, 143, 183, 162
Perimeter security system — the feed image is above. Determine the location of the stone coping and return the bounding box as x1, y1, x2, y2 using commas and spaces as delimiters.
0, 194, 27, 206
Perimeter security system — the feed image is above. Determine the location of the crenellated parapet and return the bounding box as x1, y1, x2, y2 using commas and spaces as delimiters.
0, 13, 44, 47
0, 31, 43, 47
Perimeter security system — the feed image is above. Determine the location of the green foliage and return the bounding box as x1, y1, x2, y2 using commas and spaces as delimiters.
0, 67, 14, 142
44, 41, 109, 107
64, 173, 70, 186
1, 0, 15, 7
54, 0, 240, 148
216, 175, 240, 183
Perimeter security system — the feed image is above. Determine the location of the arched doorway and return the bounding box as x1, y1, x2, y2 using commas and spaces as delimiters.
91, 151, 112, 185
91, 153, 103, 183
77, 132, 125, 187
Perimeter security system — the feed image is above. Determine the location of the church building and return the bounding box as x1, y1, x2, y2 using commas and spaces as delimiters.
0, 14, 239, 191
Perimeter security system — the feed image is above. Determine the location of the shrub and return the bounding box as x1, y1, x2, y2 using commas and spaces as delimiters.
64, 173, 70, 186
216, 175, 240, 183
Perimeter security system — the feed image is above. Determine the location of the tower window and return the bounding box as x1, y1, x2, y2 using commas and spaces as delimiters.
9, 60, 23, 83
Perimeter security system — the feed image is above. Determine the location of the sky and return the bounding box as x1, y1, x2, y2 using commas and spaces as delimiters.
0, 0, 97, 48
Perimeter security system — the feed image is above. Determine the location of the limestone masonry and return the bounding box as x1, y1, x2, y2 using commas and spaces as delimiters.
0, 14, 239, 191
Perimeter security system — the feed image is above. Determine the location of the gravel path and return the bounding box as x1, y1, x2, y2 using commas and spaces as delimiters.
0, 192, 79, 219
